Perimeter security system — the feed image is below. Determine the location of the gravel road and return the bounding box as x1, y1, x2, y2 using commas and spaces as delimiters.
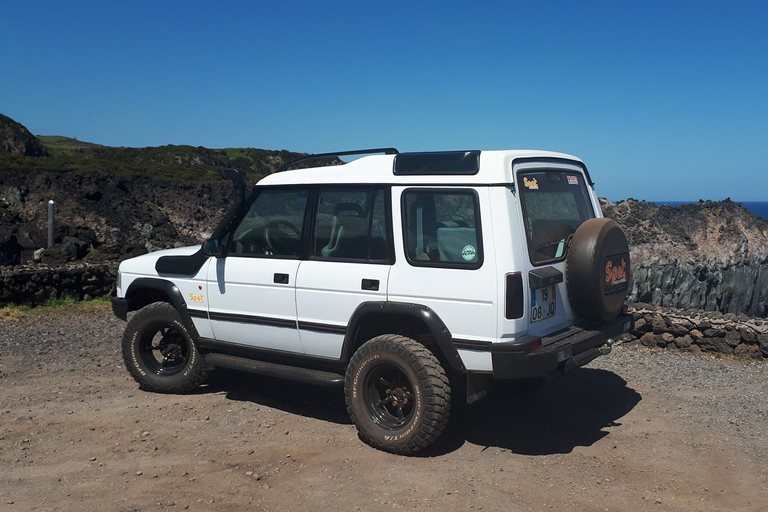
1, 303, 766, 511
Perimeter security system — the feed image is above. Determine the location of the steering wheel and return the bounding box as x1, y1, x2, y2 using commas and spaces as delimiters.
264, 220, 301, 255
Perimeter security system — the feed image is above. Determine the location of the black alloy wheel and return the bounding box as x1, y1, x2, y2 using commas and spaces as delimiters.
363, 363, 416, 429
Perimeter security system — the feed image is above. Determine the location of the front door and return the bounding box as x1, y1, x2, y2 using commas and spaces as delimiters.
206, 187, 310, 353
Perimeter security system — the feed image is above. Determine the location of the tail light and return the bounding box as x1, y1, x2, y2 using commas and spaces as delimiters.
505, 272, 523, 319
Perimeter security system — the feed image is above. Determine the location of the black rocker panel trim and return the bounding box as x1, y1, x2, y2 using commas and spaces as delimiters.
204, 352, 345, 387
191, 302, 468, 373
208, 311, 297, 329
198, 337, 344, 372
298, 321, 347, 335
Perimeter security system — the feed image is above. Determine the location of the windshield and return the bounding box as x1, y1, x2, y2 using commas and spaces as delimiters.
518, 169, 595, 265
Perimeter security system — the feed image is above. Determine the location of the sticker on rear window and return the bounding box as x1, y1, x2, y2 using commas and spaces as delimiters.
462, 245, 477, 261
567, 175, 579, 185
523, 177, 539, 190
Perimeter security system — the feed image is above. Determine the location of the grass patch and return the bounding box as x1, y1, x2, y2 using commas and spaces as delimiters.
0, 295, 111, 322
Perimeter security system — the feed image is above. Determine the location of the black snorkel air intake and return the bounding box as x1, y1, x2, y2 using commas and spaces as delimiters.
220, 168, 247, 209
155, 168, 247, 275
202, 167, 248, 256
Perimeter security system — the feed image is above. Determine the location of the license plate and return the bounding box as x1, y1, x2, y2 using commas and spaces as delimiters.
531, 285, 556, 322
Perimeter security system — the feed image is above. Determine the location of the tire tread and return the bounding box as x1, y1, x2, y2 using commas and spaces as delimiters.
344, 334, 451, 454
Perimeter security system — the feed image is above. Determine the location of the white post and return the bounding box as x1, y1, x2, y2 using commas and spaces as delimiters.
48, 200, 55, 248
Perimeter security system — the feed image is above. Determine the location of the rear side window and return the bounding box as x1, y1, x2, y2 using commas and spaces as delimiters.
518, 170, 595, 265
312, 188, 391, 263
402, 189, 482, 269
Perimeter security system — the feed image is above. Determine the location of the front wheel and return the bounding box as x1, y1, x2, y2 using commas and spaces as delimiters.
345, 335, 451, 454
121, 302, 210, 393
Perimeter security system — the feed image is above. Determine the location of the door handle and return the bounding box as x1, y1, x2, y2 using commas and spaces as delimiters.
274, 273, 289, 284
361, 279, 379, 291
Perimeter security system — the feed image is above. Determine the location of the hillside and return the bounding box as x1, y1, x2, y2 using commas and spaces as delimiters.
602, 198, 768, 317
1, 114, 338, 181
0, 113, 47, 157
0, 113, 341, 266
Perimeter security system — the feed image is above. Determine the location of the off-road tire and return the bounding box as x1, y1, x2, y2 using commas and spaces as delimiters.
121, 302, 210, 393
345, 335, 451, 455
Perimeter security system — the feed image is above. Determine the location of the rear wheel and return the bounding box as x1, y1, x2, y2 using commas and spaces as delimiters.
345, 335, 451, 454
121, 302, 210, 393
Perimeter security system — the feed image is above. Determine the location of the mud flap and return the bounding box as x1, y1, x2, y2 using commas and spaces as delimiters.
466, 373, 489, 404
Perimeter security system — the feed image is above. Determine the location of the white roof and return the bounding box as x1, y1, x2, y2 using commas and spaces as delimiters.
257, 150, 585, 187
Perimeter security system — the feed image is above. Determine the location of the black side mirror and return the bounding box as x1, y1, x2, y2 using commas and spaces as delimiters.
202, 238, 223, 257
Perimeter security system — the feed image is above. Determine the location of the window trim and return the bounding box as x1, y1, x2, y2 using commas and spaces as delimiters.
400, 187, 484, 270
225, 185, 312, 260
516, 168, 596, 267
307, 185, 395, 265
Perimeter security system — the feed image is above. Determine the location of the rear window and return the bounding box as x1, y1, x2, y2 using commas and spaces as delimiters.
518, 170, 595, 265
402, 189, 483, 269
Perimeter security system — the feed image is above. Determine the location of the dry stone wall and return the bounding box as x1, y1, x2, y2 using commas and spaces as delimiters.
0, 263, 117, 305
623, 303, 768, 359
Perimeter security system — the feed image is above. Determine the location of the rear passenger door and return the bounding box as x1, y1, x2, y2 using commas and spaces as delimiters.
295, 187, 393, 359
388, 187, 498, 347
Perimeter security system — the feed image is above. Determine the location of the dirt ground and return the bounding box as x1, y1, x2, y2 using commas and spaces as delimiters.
1, 304, 766, 511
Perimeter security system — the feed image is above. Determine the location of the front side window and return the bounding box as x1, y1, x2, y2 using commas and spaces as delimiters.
402, 189, 482, 269
312, 188, 391, 262
518, 170, 595, 265
230, 188, 309, 257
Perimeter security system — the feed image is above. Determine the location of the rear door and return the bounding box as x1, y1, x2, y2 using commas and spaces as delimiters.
387, 186, 498, 345
513, 161, 597, 336
295, 187, 392, 359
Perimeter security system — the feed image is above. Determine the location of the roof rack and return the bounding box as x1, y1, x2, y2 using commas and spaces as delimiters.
277, 147, 399, 172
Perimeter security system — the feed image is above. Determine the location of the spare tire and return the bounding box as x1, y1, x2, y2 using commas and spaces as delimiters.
566, 218, 630, 323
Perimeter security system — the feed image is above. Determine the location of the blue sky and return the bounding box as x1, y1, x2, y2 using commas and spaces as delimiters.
2, 1, 767, 201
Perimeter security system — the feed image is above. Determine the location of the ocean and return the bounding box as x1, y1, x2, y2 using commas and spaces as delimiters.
648, 201, 768, 220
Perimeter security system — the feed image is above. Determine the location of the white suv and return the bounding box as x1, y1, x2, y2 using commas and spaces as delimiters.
112, 149, 633, 454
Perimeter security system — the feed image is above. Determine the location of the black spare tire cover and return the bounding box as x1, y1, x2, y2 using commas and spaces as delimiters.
566, 218, 630, 323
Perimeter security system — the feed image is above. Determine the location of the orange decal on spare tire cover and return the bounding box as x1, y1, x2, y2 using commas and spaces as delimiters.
566, 218, 631, 323
604, 254, 629, 293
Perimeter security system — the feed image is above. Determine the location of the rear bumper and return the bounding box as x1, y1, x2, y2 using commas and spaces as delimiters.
491, 313, 634, 379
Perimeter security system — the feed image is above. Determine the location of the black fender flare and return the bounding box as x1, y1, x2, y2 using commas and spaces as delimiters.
123, 278, 200, 339
341, 301, 466, 373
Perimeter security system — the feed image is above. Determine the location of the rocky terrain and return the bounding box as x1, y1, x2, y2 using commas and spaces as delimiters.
0, 114, 46, 157
602, 199, 768, 317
